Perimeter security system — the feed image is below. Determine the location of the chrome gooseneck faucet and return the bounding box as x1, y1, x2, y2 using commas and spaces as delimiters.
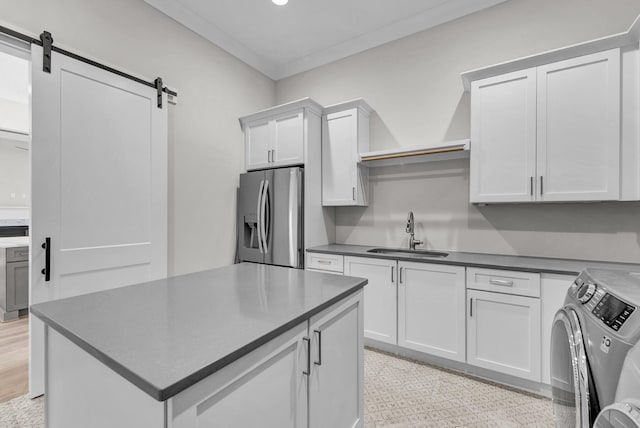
405, 211, 423, 250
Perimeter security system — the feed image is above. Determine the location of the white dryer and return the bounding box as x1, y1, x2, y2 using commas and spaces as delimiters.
551, 269, 640, 427
594, 341, 640, 428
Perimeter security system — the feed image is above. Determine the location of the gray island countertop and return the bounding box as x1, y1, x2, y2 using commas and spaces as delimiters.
307, 244, 640, 276
30, 263, 367, 401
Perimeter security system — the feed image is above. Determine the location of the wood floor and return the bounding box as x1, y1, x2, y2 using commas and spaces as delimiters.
0, 316, 29, 404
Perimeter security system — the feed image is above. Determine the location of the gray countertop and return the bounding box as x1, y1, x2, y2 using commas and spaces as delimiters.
307, 244, 640, 276
30, 263, 367, 401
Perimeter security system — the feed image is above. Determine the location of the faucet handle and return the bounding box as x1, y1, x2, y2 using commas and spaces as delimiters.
405, 211, 414, 233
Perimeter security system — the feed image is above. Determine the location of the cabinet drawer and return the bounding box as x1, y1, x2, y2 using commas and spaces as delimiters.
466, 267, 540, 297
306, 253, 344, 273
6, 246, 29, 262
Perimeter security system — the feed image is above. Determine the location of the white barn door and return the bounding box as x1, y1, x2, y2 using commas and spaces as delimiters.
29, 44, 168, 397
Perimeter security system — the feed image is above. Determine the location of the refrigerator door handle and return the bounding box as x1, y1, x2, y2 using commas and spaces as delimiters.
288, 169, 299, 266
261, 179, 269, 253
256, 179, 265, 254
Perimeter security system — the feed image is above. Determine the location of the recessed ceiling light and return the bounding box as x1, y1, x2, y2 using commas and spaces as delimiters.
272, 0, 288, 5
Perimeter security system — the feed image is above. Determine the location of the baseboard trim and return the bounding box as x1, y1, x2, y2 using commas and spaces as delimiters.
365, 338, 551, 399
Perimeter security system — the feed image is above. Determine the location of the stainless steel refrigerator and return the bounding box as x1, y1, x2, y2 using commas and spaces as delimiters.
237, 167, 303, 268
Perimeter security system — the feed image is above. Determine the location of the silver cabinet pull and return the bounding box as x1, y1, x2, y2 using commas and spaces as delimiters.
399, 267, 403, 284
272, 149, 275, 162
391, 266, 394, 283
530, 177, 533, 196
352, 186, 356, 201
313, 330, 322, 366
540, 176, 544, 195
317, 260, 331, 265
469, 298, 473, 317
267, 150, 271, 163
490, 278, 514, 287
302, 337, 311, 376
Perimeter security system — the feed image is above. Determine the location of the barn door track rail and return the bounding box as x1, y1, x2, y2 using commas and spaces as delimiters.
0, 24, 177, 109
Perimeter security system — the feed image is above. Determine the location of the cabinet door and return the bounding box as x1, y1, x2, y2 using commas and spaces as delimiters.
7, 260, 28, 311
470, 68, 537, 203
245, 120, 271, 170
398, 262, 466, 362
309, 290, 363, 428
467, 289, 541, 381
540, 274, 574, 385
272, 110, 304, 167
322, 109, 359, 206
170, 323, 308, 428
537, 49, 620, 201
344, 256, 396, 344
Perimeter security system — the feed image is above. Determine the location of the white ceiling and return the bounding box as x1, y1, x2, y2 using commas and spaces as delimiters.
145, 0, 509, 80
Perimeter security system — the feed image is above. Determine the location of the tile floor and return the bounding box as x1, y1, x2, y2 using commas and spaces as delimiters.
0, 348, 556, 427
364, 348, 555, 427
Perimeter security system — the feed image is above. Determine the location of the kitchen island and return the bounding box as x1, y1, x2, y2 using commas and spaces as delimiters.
31, 263, 367, 428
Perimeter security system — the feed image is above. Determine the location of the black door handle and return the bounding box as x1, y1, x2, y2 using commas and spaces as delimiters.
41, 237, 51, 282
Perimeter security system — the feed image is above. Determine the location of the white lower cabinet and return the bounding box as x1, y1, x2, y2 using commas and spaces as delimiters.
309, 291, 364, 428
467, 289, 541, 381
310, 250, 567, 391
171, 291, 363, 428
344, 256, 397, 344
540, 274, 575, 385
398, 261, 466, 362
170, 323, 309, 428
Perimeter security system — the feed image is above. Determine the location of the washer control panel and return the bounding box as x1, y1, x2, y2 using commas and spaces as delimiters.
577, 281, 597, 303
592, 293, 636, 332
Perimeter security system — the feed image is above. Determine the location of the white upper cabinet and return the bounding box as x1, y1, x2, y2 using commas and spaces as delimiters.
469, 48, 622, 203
322, 99, 372, 206
272, 110, 304, 167
240, 98, 322, 171
537, 50, 620, 201
245, 120, 271, 170
470, 69, 537, 203
0, 49, 30, 137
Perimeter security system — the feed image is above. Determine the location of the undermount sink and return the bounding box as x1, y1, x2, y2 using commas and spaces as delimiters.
366, 248, 449, 258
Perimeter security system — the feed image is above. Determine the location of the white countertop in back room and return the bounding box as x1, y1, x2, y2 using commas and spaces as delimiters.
0, 236, 29, 248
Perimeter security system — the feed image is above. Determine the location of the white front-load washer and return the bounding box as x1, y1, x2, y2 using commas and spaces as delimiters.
551, 269, 640, 427
594, 341, 640, 428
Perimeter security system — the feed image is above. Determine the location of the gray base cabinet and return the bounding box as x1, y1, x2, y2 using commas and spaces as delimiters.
0, 245, 29, 321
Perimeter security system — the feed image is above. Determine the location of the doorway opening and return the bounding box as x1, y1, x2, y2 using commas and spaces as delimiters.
0, 37, 31, 403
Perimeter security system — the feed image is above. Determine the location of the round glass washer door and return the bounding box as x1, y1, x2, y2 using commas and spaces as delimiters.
551, 307, 593, 427
595, 403, 640, 428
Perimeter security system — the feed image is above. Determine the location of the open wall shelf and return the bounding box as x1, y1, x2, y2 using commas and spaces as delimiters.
359, 139, 470, 168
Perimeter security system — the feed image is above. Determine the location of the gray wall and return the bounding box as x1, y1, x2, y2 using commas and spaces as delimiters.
2, 0, 276, 275
276, 0, 640, 263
